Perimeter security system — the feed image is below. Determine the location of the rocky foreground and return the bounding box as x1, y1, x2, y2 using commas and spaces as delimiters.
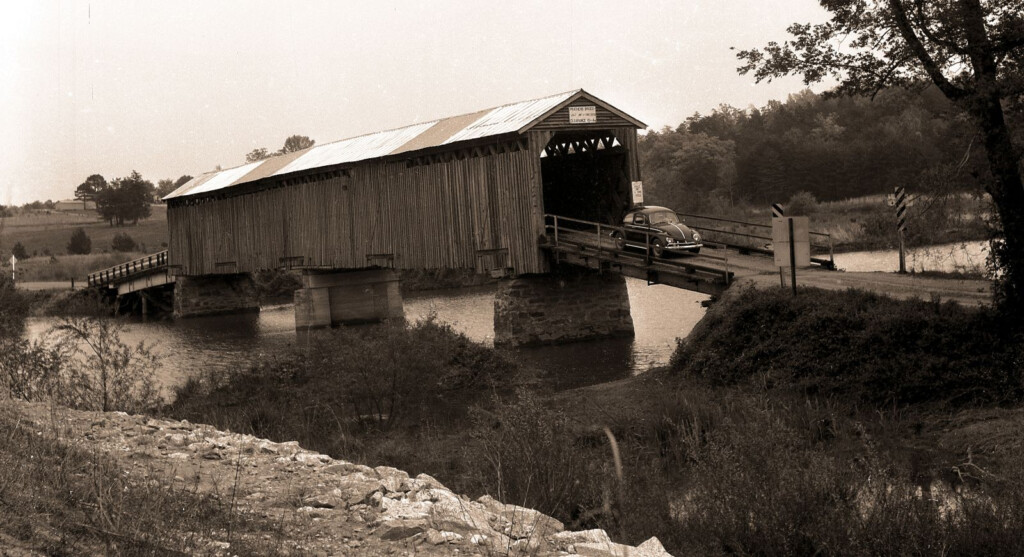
9, 400, 671, 556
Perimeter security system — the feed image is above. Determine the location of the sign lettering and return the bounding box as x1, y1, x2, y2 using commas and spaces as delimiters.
568, 105, 597, 124
631, 181, 644, 205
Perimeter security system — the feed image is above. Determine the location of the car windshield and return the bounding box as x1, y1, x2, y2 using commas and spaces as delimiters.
649, 211, 680, 225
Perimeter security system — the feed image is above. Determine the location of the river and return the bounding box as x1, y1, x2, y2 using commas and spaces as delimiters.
25, 240, 987, 396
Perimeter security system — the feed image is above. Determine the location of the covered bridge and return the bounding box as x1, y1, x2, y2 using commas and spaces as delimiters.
165, 89, 646, 335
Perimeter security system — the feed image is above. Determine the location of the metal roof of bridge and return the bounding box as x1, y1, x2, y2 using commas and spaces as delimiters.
165, 89, 643, 200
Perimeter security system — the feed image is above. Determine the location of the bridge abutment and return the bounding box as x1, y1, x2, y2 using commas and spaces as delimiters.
494, 268, 634, 347
173, 273, 260, 318
294, 269, 404, 330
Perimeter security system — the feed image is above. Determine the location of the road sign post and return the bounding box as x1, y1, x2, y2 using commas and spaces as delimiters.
9, 255, 15, 284
772, 216, 810, 295
893, 186, 908, 273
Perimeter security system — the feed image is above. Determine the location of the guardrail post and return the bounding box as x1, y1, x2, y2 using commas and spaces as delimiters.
596, 223, 602, 248
644, 231, 651, 266
828, 233, 835, 269
553, 215, 559, 246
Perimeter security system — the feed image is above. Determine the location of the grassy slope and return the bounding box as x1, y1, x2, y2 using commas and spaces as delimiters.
168, 289, 1024, 555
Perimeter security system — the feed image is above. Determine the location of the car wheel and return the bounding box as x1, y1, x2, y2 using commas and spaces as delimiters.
688, 247, 701, 254
651, 238, 665, 258
612, 231, 626, 251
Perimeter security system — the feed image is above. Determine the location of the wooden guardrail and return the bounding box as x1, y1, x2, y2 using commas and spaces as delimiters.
88, 250, 169, 288
542, 214, 733, 293
677, 213, 836, 270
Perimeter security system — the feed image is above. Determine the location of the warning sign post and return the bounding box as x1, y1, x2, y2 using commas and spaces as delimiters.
772, 216, 810, 294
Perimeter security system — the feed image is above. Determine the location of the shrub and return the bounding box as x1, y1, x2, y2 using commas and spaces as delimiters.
0, 318, 160, 412
11, 242, 28, 260
0, 276, 29, 339
66, 227, 92, 255
671, 287, 1022, 406
110, 231, 137, 252
786, 191, 819, 216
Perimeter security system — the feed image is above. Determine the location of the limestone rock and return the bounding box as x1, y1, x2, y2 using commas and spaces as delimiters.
376, 518, 428, 541
500, 505, 564, 539
336, 473, 384, 506
425, 528, 464, 545
551, 529, 612, 550
429, 495, 497, 533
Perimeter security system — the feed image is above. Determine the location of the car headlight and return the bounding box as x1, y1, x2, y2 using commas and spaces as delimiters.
692, 232, 701, 243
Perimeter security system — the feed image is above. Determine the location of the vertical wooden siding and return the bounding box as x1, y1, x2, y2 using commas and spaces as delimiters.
167, 146, 546, 277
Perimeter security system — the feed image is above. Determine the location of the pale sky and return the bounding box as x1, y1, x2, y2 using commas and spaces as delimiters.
1, 0, 828, 205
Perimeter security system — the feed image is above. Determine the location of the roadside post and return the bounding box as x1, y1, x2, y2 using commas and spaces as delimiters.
772, 204, 786, 287
772, 212, 810, 295
9, 254, 15, 284
888, 186, 908, 273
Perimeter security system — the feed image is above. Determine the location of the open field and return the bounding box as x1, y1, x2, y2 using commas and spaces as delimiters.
685, 193, 991, 254
0, 205, 168, 257
10, 252, 147, 282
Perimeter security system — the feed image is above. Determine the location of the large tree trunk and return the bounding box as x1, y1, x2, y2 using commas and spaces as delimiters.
958, 0, 1024, 317
973, 98, 1024, 316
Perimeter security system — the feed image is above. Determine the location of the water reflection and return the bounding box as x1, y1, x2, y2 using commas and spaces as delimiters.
27, 278, 710, 395
28, 242, 982, 397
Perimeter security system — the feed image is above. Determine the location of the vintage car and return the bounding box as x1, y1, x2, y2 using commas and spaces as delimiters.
611, 206, 702, 257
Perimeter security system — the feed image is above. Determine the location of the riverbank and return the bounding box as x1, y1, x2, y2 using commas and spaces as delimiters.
3, 398, 671, 556
166, 287, 1024, 555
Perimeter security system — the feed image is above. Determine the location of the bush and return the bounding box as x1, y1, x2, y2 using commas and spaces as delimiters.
66, 227, 92, 255
0, 276, 29, 339
110, 231, 137, 252
787, 191, 819, 216
169, 318, 523, 449
671, 287, 1022, 406
0, 317, 160, 412
11, 242, 28, 260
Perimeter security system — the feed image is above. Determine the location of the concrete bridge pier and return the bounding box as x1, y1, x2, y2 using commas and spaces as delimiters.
173, 273, 260, 318
294, 268, 404, 330
494, 268, 634, 347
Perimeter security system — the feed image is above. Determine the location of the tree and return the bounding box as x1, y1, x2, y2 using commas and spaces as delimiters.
110, 232, 137, 253
154, 179, 177, 200
245, 147, 272, 163
94, 171, 154, 226
11, 242, 28, 260
279, 135, 315, 154
66, 228, 91, 255
75, 174, 107, 202
736, 0, 1024, 314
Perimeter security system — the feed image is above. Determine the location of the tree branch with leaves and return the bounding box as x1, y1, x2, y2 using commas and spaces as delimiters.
737, 0, 1024, 316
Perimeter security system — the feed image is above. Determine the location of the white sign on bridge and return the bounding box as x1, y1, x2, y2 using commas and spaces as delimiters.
631, 181, 644, 205
568, 105, 597, 124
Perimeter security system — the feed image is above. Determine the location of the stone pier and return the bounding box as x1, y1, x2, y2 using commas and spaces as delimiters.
173, 273, 259, 318
493, 269, 634, 347
294, 268, 404, 330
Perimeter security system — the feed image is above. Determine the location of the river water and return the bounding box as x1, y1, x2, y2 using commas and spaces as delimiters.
25, 240, 987, 395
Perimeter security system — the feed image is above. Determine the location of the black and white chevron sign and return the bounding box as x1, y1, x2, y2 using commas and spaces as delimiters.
894, 186, 907, 232
771, 203, 785, 218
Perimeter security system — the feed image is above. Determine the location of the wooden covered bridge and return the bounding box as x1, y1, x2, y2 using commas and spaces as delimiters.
92, 90, 824, 345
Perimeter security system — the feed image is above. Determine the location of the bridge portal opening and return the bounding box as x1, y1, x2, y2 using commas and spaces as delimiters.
540, 131, 632, 226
